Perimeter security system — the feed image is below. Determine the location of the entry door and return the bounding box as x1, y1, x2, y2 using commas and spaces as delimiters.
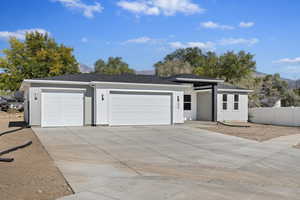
109, 92, 171, 125
41, 91, 84, 127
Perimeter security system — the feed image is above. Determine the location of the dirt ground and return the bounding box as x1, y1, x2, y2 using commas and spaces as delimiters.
0, 111, 73, 200
198, 121, 300, 142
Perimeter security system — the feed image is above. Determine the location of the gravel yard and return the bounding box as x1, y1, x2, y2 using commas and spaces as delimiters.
196, 121, 300, 142
0, 112, 73, 200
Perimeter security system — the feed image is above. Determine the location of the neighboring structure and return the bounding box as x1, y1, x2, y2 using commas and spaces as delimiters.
20, 74, 252, 127
273, 99, 282, 108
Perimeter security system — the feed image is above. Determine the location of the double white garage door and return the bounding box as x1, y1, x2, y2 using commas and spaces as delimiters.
109, 92, 171, 125
41, 90, 172, 127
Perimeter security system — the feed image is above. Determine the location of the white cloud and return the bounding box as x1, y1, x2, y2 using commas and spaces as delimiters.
0, 29, 49, 40
169, 41, 185, 48
187, 42, 215, 50
219, 38, 259, 46
239, 21, 255, 28
122, 36, 160, 44
81, 37, 88, 43
273, 57, 300, 64
52, 0, 103, 18
169, 37, 259, 50
169, 41, 215, 50
117, 0, 204, 16
201, 21, 234, 30
117, 1, 160, 15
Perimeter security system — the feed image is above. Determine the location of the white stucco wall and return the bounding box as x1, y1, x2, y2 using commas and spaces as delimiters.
26, 81, 188, 126
183, 91, 197, 121
217, 93, 248, 122
25, 80, 249, 125
96, 88, 109, 125
29, 87, 41, 126
173, 91, 184, 124
23, 88, 29, 123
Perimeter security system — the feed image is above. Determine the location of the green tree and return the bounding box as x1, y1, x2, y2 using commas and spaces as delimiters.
218, 51, 256, 83
94, 59, 106, 73
94, 57, 135, 75
282, 90, 300, 107
154, 48, 256, 82
154, 60, 193, 77
194, 51, 220, 78
261, 74, 287, 97
163, 47, 206, 67
294, 88, 300, 96
0, 32, 79, 91
258, 74, 300, 107
237, 77, 263, 108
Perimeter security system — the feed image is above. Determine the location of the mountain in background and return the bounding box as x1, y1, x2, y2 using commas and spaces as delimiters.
80, 64, 93, 73
135, 70, 300, 89
252, 71, 300, 89
252, 71, 267, 78
135, 70, 155, 75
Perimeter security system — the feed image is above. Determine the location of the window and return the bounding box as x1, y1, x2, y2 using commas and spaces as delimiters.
222, 94, 227, 110
223, 94, 227, 102
184, 95, 191, 110
234, 94, 239, 110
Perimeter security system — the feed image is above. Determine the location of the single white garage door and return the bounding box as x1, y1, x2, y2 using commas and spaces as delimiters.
109, 91, 172, 125
41, 90, 84, 127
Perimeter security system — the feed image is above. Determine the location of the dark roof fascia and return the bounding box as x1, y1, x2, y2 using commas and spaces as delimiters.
166, 74, 224, 83
26, 74, 183, 86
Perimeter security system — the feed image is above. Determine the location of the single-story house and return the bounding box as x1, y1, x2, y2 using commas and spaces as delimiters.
20, 74, 252, 127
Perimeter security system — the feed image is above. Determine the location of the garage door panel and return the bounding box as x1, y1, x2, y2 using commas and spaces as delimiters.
42, 93, 63, 127
41, 91, 84, 127
110, 92, 171, 125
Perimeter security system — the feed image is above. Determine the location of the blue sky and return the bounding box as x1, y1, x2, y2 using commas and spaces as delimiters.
1, 0, 300, 79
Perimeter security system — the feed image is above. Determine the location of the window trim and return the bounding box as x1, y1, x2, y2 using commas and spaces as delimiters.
234, 94, 239, 110
184, 94, 191, 111
222, 94, 227, 111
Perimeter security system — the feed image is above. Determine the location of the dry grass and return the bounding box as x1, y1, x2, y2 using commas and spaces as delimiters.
0, 111, 73, 200
199, 122, 300, 142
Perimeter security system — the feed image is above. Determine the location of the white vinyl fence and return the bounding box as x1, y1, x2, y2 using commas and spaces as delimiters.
249, 107, 300, 127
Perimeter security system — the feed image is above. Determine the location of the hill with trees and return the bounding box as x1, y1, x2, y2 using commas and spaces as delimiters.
154, 47, 300, 107
94, 57, 135, 75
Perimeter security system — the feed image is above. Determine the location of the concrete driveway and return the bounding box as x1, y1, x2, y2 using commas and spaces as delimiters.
33, 124, 300, 200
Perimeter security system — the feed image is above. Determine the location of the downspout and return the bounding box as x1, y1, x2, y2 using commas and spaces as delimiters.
212, 83, 218, 122
90, 83, 97, 126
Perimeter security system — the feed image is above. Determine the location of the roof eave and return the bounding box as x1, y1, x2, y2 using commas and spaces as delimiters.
218, 88, 253, 93
20, 79, 191, 89
90, 81, 191, 88
175, 78, 224, 83
22, 79, 90, 85
19, 79, 90, 91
